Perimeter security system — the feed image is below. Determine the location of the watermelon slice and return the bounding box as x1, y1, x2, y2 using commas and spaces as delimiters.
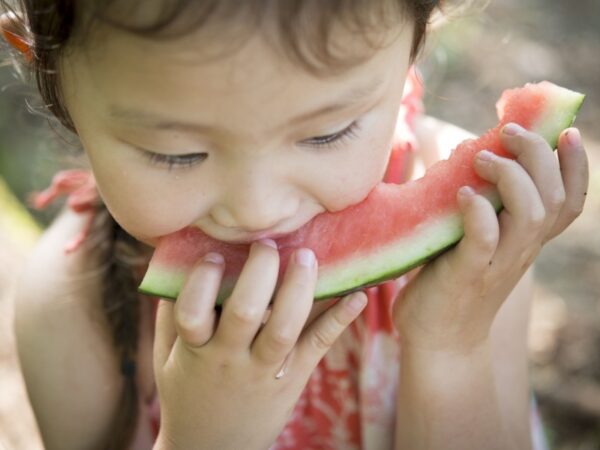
139, 82, 585, 303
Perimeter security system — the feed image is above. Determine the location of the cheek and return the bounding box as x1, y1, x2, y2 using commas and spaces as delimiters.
317, 114, 398, 212
86, 144, 205, 239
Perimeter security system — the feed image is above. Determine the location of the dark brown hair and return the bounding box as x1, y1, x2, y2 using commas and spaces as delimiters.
1, 1, 481, 448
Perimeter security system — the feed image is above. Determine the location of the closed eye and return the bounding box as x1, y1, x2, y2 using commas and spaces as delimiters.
138, 119, 362, 170
300, 120, 362, 150
141, 151, 207, 170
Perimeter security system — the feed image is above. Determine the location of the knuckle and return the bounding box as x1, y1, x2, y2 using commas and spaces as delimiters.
528, 206, 546, 230
476, 230, 498, 253
175, 307, 202, 332
228, 304, 262, 326
546, 188, 566, 213
311, 324, 336, 351
175, 315, 212, 345
269, 328, 296, 349
177, 316, 199, 335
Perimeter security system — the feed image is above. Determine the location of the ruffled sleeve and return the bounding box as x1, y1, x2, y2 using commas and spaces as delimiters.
28, 169, 100, 254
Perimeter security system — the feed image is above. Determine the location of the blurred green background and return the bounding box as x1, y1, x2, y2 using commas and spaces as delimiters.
1, 0, 599, 449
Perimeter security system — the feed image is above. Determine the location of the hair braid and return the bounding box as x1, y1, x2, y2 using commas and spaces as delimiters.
99, 206, 144, 450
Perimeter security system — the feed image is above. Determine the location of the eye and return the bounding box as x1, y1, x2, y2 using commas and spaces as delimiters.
301, 120, 362, 150
141, 151, 208, 170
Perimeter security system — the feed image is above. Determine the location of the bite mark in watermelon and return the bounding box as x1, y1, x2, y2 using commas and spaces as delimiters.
139, 82, 585, 303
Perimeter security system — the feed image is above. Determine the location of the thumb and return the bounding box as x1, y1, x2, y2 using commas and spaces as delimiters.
292, 292, 367, 374
153, 298, 178, 369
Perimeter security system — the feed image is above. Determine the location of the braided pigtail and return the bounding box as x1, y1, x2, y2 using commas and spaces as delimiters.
99, 206, 152, 449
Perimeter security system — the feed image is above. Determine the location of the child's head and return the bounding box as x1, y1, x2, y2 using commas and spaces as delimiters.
1, 0, 449, 247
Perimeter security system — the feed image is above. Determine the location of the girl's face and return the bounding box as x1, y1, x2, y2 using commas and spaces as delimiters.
60, 19, 414, 248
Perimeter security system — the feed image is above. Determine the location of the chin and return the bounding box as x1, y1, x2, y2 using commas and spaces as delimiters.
134, 235, 160, 248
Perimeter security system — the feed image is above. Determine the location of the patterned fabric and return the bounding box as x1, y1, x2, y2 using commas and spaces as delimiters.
30, 65, 549, 450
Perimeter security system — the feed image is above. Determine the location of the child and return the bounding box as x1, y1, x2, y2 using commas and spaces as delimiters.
1, 1, 589, 449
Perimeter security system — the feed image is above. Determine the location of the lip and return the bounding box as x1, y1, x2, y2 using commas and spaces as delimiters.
221, 230, 289, 244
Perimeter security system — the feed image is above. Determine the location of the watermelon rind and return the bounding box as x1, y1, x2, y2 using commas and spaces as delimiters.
531, 82, 585, 149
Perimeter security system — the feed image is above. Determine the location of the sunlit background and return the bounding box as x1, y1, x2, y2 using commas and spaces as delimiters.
1, 0, 599, 448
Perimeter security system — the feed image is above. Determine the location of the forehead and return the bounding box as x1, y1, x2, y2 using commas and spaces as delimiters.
60, 15, 414, 134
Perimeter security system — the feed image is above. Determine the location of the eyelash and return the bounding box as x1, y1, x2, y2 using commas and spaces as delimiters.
143, 152, 207, 170
142, 120, 362, 170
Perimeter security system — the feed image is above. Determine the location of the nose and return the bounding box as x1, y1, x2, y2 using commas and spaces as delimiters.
210, 174, 299, 233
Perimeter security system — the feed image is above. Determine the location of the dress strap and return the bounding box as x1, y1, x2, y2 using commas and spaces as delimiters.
383, 65, 425, 184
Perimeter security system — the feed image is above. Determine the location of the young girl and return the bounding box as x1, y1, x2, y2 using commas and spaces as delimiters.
1, 1, 589, 449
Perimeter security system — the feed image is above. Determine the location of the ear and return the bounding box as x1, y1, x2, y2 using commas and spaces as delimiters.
0, 11, 33, 62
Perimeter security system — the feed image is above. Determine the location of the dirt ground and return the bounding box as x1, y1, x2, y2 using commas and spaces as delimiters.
0, 0, 599, 449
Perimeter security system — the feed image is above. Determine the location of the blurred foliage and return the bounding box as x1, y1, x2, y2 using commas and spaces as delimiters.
0, 175, 40, 248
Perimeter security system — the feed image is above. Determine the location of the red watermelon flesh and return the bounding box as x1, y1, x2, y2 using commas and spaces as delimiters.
139, 82, 584, 303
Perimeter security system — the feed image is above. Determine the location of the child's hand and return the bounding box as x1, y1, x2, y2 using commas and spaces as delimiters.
393, 125, 589, 353
152, 240, 367, 450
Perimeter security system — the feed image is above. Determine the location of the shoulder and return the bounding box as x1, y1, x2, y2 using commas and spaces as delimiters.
13, 204, 115, 366
11, 206, 130, 448
15, 205, 109, 314
413, 115, 477, 168
18, 207, 111, 304
13, 204, 114, 359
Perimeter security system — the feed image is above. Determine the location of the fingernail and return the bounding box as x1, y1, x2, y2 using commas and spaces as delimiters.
477, 150, 495, 162
346, 292, 367, 313
567, 128, 581, 147
203, 252, 224, 264
295, 248, 315, 267
503, 123, 521, 136
458, 186, 475, 198
259, 238, 278, 249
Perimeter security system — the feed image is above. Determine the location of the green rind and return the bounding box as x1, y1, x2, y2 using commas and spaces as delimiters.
139, 269, 184, 300
535, 85, 585, 149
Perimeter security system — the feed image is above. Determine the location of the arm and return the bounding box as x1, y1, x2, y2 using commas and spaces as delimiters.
13, 206, 129, 450
394, 270, 534, 450
395, 117, 587, 449
415, 116, 533, 432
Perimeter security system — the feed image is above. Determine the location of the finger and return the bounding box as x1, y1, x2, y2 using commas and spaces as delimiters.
546, 128, 589, 241
153, 298, 178, 368
500, 123, 565, 236
473, 150, 546, 266
441, 187, 499, 280
174, 252, 224, 349
252, 248, 318, 365
292, 292, 367, 375
214, 240, 279, 351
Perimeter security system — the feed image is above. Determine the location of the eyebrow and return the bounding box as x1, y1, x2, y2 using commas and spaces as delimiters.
107, 76, 385, 135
